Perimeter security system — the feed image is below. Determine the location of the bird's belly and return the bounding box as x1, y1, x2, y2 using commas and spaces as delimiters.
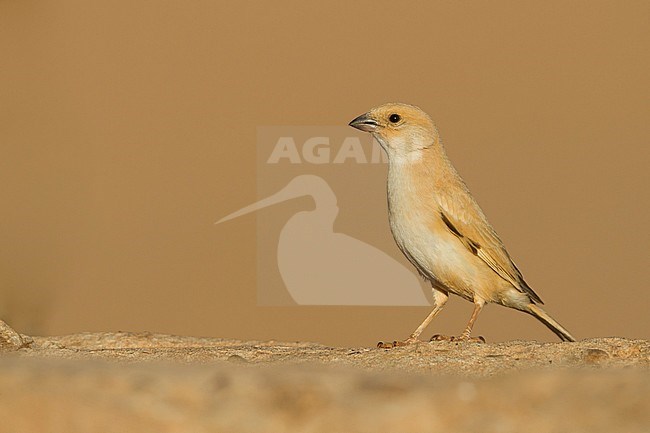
389, 213, 489, 302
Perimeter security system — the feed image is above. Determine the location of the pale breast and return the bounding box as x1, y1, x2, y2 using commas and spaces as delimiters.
386, 162, 492, 301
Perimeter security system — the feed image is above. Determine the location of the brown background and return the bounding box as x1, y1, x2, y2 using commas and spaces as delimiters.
1, 1, 648, 346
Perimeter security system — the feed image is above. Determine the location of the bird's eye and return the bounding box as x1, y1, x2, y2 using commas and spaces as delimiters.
389, 114, 401, 123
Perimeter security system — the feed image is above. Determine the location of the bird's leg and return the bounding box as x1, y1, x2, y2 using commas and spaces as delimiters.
378, 289, 448, 349
455, 301, 485, 342
431, 300, 486, 343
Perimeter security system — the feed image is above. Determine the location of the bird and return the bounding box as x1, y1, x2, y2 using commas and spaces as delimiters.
348, 103, 576, 346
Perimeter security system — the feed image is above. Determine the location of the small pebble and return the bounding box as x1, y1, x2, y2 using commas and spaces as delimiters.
0, 320, 26, 351
583, 348, 609, 364
227, 354, 248, 363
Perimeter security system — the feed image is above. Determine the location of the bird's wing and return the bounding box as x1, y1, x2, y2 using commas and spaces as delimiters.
437, 180, 543, 304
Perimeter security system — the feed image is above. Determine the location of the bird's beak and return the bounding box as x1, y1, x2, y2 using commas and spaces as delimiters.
348, 112, 379, 132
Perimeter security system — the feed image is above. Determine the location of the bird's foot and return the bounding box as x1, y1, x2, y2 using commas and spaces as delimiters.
430, 334, 486, 343
377, 336, 419, 349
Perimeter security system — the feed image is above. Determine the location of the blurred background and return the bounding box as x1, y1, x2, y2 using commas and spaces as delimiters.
1, 1, 647, 346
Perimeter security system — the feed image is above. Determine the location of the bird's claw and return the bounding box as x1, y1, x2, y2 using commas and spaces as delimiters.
377, 337, 419, 349
430, 334, 486, 343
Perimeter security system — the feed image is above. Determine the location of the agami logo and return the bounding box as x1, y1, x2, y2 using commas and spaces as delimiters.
216, 126, 430, 306
266, 136, 387, 164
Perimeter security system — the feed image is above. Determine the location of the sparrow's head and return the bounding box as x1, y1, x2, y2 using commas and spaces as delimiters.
348, 103, 439, 155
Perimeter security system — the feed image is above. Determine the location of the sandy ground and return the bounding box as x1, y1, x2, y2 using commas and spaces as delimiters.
0, 321, 648, 433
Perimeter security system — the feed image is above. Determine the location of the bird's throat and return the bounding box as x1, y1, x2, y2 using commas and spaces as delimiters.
385, 144, 451, 221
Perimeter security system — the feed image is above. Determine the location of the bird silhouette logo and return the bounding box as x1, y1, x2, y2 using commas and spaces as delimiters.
216, 174, 429, 306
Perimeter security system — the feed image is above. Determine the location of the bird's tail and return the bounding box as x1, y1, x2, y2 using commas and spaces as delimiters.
526, 304, 576, 342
